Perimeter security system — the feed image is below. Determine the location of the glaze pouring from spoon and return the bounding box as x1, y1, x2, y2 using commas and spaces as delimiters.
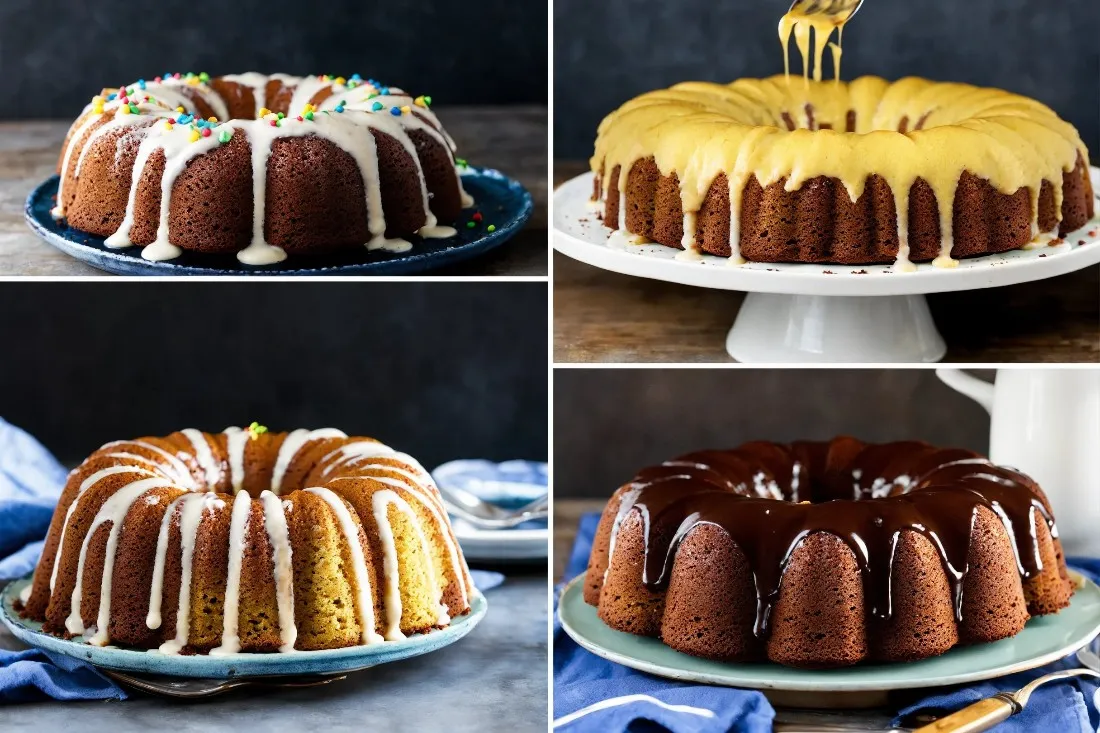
781, 0, 865, 82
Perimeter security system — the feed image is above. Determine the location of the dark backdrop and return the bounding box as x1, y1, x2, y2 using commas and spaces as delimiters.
554, 0, 1100, 158
0, 0, 547, 118
555, 369, 996, 498
0, 282, 547, 468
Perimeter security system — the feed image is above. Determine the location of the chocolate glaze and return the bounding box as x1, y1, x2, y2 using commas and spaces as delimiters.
624, 438, 1057, 637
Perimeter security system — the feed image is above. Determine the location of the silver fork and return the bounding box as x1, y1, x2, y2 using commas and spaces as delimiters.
436, 481, 548, 530
788, 0, 865, 22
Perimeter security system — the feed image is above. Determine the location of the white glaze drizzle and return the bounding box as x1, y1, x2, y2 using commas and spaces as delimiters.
181, 428, 221, 487
260, 490, 297, 652
271, 428, 347, 493
210, 489, 252, 655
222, 427, 249, 492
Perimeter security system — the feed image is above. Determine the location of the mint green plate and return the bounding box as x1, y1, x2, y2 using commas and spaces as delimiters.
1, 575, 486, 678
558, 572, 1100, 694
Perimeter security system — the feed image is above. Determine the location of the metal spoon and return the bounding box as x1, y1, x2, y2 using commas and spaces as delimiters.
911, 661, 1100, 732
98, 668, 350, 699
439, 482, 548, 530
787, 0, 865, 22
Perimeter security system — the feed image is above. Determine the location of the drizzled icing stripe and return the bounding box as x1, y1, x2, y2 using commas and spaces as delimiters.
65, 477, 174, 644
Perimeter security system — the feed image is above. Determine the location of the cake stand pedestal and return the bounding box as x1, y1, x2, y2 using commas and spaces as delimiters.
553, 170, 1100, 363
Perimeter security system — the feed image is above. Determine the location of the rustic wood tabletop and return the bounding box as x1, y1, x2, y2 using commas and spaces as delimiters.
0, 108, 548, 277
553, 161, 1100, 363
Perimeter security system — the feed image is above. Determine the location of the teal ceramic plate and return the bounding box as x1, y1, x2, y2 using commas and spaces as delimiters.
1, 575, 486, 678
558, 572, 1100, 692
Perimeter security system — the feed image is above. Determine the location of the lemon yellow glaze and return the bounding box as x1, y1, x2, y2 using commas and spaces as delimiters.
590, 75, 1088, 269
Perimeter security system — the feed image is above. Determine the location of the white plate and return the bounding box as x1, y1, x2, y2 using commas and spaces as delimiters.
558, 572, 1100, 696
553, 169, 1100, 363
453, 519, 548, 563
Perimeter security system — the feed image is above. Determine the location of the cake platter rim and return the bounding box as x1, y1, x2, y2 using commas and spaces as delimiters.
556, 572, 1100, 692
552, 167, 1100, 296
0, 575, 488, 678
24, 166, 533, 277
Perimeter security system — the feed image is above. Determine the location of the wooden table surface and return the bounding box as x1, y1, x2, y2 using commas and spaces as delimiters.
553, 161, 1100, 363
0, 107, 548, 277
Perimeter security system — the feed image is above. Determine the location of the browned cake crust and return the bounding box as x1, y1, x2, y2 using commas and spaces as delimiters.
598, 152, 1094, 264
584, 437, 1074, 669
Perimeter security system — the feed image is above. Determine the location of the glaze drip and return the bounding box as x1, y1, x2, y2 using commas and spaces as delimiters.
618, 440, 1058, 638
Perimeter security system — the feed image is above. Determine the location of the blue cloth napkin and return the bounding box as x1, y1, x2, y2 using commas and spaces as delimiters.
0, 417, 503, 702
555, 511, 1100, 733
554, 513, 775, 733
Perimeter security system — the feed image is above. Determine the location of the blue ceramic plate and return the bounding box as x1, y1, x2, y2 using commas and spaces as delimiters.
24, 167, 532, 276
558, 572, 1100, 692
1, 576, 486, 678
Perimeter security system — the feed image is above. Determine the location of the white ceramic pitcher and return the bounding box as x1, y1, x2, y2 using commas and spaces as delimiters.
936, 368, 1100, 555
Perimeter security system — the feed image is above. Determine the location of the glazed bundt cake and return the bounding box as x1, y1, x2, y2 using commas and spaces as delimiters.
584, 437, 1074, 668
51, 72, 474, 265
17, 425, 475, 654
590, 76, 1094, 270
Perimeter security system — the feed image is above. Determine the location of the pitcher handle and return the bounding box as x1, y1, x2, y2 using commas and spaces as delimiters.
936, 369, 995, 414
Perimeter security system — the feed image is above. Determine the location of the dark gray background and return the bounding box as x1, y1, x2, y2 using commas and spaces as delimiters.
554, 369, 996, 498
0, 0, 547, 118
555, 0, 1100, 158
0, 282, 547, 468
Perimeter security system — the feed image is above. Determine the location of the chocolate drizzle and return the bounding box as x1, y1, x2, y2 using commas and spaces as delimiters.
621, 439, 1057, 638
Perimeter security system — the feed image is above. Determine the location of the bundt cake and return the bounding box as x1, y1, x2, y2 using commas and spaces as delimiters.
590, 76, 1094, 270
17, 425, 475, 654
584, 437, 1074, 668
51, 72, 475, 265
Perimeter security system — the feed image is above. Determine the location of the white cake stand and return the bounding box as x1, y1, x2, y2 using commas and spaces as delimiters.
553, 169, 1100, 363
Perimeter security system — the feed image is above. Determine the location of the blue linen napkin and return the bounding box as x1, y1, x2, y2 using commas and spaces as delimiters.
0, 417, 503, 702
554, 513, 775, 733
555, 512, 1100, 733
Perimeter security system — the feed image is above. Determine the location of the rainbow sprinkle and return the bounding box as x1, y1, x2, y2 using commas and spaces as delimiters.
248, 422, 268, 440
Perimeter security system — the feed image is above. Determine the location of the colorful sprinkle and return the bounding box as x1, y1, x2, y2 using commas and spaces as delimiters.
371, 101, 384, 111
189, 129, 200, 142
201, 127, 212, 137
176, 106, 185, 113
218, 130, 233, 143
137, 79, 147, 90
390, 106, 402, 116
248, 422, 268, 439
473, 212, 483, 222
305, 110, 315, 120
414, 95, 431, 108
487, 225, 496, 232
466, 221, 476, 228
455, 158, 469, 168
120, 105, 131, 115
335, 76, 346, 86
199, 72, 210, 83
259, 107, 272, 117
